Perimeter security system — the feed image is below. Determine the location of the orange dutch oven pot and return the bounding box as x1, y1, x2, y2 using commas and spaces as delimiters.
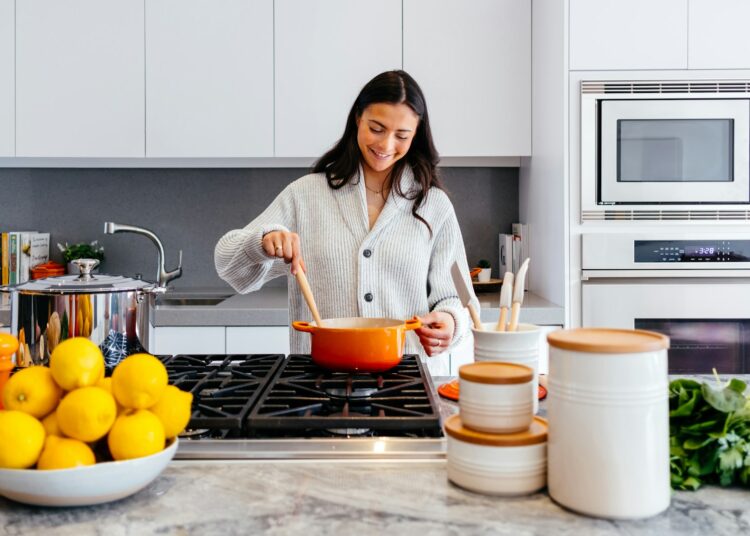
292, 317, 422, 373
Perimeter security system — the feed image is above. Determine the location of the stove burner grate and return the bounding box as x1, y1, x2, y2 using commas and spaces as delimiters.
163, 353, 285, 430
246, 354, 442, 436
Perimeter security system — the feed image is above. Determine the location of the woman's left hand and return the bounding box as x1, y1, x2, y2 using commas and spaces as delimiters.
416, 311, 455, 357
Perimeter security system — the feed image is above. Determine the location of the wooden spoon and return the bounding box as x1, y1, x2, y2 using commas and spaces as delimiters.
295, 269, 325, 327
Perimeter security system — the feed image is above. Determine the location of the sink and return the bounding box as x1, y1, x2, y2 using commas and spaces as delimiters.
156, 296, 230, 307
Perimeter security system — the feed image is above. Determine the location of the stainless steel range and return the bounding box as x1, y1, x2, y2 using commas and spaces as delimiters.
162, 353, 448, 460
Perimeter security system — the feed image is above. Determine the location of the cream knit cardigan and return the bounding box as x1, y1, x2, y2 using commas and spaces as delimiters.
214, 166, 478, 375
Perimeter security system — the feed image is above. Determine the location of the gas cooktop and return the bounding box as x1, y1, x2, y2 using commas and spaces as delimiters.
161, 354, 448, 460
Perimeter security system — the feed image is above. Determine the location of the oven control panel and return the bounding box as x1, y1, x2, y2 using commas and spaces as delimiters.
635, 240, 750, 263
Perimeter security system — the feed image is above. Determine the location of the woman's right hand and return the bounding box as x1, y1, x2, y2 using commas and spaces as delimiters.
262, 231, 306, 275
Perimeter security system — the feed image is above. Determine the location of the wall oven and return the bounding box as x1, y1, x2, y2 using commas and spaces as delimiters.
581, 233, 750, 374
581, 80, 750, 221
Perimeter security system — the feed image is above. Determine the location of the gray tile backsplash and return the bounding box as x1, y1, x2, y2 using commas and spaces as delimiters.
0, 167, 518, 288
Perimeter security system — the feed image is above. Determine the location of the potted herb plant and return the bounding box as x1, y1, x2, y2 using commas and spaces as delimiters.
57, 241, 105, 274
476, 259, 492, 282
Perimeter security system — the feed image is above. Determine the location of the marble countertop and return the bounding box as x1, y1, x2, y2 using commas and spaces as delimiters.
1, 460, 747, 535
151, 286, 564, 327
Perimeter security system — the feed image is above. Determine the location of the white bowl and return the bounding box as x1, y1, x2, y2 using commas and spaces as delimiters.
0, 438, 178, 507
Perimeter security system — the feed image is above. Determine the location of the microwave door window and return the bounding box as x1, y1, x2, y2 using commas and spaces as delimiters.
617, 119, 734, 183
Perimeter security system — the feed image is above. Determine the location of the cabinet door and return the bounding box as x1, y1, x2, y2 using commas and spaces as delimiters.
274, 0, 401, 157
226, 326, 289, 355
404, 0, 530, 157
16, 0, 145, 157
152, 326, 226, 355
570, 0, 687, 70
0, 0, 13, 156
689, 0, 750, 69
146, 0, 273, 157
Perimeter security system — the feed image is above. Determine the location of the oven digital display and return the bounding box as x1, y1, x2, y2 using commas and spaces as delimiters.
634, 240, 750, 263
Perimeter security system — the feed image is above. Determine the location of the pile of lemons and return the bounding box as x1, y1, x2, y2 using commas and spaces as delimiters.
0, 337, 192, 470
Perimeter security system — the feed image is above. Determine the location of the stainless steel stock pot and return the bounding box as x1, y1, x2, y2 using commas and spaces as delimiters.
0, 259, 164, 367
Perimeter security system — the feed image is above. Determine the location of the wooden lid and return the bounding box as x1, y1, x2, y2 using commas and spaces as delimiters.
459, 362, 533, 385
444, 414, 547, 446
546, 328, 669, 354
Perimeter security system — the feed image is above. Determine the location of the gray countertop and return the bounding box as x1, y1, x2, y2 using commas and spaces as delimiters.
151, 287, 565, 327
0, 460, 746, 535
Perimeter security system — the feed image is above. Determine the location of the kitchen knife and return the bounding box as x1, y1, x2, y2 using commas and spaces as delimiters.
451, 261, 483, 331
508, 258, 530, 332
495, 271, 514, 331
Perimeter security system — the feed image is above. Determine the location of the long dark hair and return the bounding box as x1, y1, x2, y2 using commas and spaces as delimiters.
312, 70, 443, 234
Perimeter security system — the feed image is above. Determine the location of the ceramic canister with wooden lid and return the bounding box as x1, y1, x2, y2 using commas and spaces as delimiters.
546, 328, 670, 520
459, 362, 534, 434
444, 414, 548, 496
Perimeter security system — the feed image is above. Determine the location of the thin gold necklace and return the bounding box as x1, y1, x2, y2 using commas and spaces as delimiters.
364, 182, 383, 195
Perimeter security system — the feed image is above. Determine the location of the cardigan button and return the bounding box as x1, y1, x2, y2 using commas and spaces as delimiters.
364, 293, 373, 302
363, 249, 372, 258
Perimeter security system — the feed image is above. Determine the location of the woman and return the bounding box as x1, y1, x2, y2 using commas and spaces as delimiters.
214, 70, 478, 375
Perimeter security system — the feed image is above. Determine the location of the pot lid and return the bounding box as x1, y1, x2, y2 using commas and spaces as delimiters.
10, 259, 156, 294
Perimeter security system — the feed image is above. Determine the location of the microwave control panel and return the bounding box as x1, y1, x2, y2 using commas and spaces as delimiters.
635, 240, 750, 263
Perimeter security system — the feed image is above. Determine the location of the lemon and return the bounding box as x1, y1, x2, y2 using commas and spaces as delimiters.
111, 353, 168, 409
96, 377, 125, 415
37, 435, 95, 470
107, 409, 165, 461
56, 386, 117, 442
49, 337, 104, 391
149, 385, 193, 438
2, 366, 62, 418
42, 410, 64, 437
0, 410, 46, 469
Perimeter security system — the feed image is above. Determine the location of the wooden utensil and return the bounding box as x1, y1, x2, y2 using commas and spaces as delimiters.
495, 271, 514, 331
508, 258, 530, 332
294, 269, 325, 327
451, 261, 483, 330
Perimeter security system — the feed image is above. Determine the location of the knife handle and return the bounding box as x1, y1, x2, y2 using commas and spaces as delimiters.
468, 304, 483, 331
508, 302, 521, 332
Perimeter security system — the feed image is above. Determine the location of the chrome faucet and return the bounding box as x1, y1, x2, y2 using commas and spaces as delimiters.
103, 222, 183, 288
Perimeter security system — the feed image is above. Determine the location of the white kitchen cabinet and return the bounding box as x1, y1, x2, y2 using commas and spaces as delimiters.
0, 0, 13, 156
16, 0, 145, 157
274, 0, 402, 157
404, 0, 531, 157
688, 0, 750, 69
146, 0, 273, 157
151, 326, 226, 355
226, 326, 289, 355
569, 0, 687, 70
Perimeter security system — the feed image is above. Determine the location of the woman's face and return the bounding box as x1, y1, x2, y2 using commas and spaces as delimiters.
356, 103, 420, 176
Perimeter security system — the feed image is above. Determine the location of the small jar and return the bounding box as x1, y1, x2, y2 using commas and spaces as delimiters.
459, 362, 534, 433
546, 328, 670, 520
444, 414, 547, 496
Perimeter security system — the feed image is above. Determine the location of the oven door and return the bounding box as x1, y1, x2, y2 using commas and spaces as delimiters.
599, 99, 750, 204
582, 278, 750, 373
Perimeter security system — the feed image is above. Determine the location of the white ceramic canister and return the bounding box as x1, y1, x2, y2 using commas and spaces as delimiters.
472, 323, 540, 413
444, 414, 548, 496
546, 328, 670, 520
459, 362, 534, 433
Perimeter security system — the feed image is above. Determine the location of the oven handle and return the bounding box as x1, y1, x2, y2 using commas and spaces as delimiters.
582, 269, 750, 280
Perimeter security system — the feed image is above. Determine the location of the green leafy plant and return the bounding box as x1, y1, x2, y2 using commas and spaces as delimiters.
669, 373, 750, 490
57, 241, 105, 263
477, 259, 491, 269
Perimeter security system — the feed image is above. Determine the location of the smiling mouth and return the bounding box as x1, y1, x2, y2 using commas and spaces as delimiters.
369, 147, 392, 160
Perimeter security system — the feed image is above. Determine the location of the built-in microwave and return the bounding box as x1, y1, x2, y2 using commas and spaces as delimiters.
580, 80, 750, 221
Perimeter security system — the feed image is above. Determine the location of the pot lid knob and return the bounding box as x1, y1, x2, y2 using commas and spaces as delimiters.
72, 258, 100, 281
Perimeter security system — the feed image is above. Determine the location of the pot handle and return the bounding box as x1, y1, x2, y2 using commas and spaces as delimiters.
403, 317, 422, 331
292, 321, 316, 333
